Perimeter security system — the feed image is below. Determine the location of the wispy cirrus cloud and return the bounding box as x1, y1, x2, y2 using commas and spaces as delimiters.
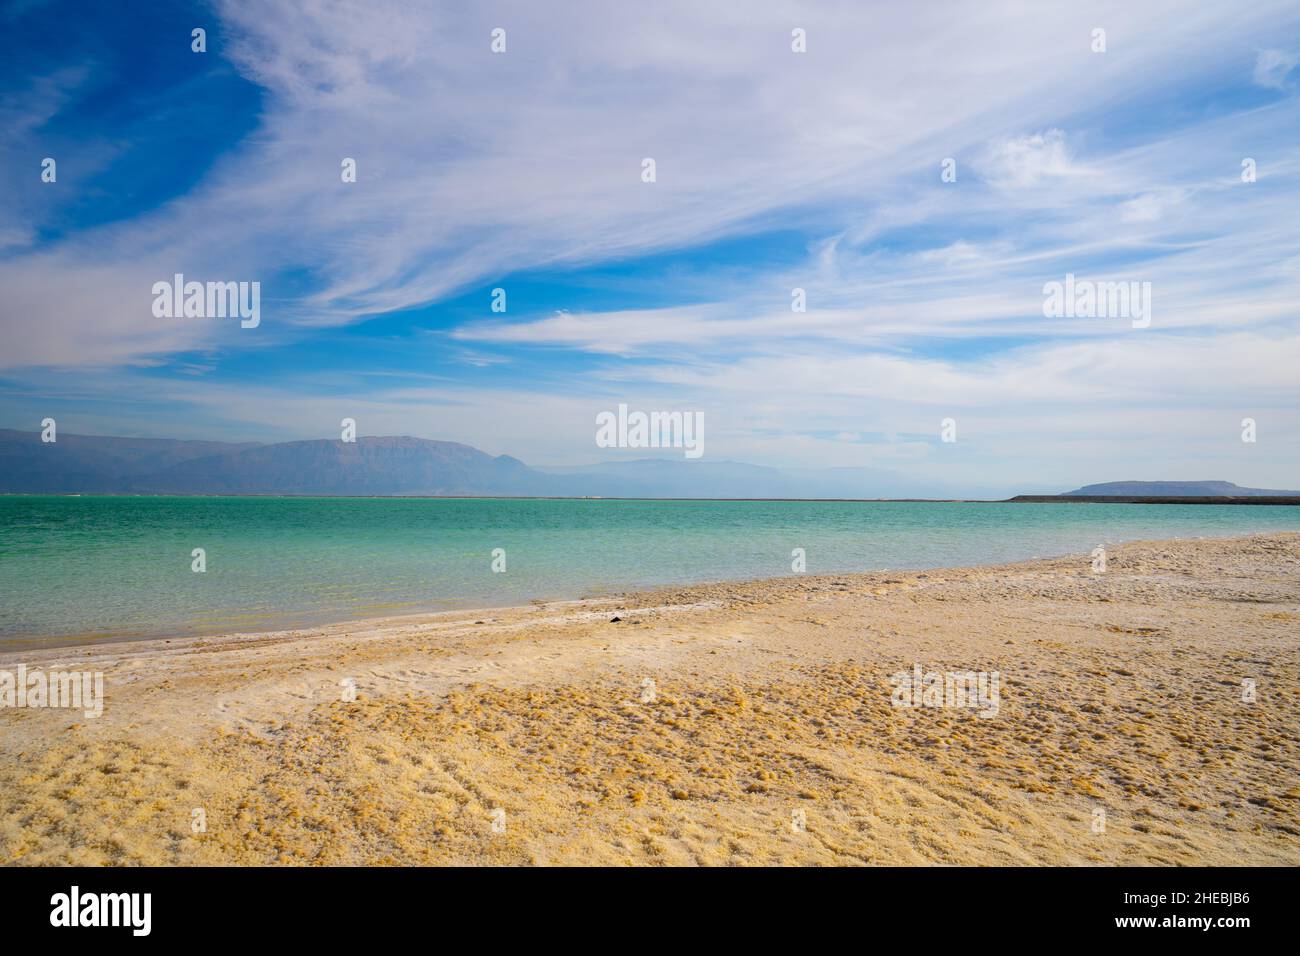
1253, 48, 1299, 89
3, 1, 1295, 360
2, 1, 1299, 492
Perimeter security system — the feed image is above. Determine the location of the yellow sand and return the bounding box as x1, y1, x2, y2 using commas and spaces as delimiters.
2, 532, 1298, 865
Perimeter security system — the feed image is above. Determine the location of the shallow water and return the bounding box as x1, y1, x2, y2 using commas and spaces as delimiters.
2, 495, 1298, 645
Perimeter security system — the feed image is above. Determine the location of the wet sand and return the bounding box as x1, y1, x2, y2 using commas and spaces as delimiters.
2, 532, 1298, 865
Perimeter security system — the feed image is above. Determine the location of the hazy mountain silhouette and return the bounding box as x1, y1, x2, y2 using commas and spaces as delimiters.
0, 429, 949, 497
1064, 480, 1300, 497
130, 436, 549, 495
0, 429, 261, 494
5, 429, 1290, 499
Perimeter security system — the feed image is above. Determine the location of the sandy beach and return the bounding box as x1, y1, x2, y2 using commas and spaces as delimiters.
2, 532, 1298, 866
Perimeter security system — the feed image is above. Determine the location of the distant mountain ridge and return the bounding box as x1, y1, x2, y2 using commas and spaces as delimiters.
3, 429, 1294, 499
1064, 480, 1300, 497
136, 436, 547, 496
0, 430, 262, 494
0, 428, 961, 498
0, 430, 558, 496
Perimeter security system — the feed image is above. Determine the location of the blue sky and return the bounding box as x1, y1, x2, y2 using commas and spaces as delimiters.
1, 0, 1299, 496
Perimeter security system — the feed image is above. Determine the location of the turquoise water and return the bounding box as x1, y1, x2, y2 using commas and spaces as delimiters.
2, 495, 1299, 646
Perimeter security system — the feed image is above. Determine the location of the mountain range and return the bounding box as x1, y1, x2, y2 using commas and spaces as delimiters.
1063, 480, 1300, 497
0, 429, 961, 498
1, 429, 1295, 499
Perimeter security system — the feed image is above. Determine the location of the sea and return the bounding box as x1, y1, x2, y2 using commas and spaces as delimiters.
2, 495, 1298, 646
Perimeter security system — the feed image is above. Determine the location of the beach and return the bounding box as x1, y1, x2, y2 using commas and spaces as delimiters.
2, 531, 1298, 866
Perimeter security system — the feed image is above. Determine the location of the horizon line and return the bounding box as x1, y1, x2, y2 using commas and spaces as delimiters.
5, 493, 1300, 506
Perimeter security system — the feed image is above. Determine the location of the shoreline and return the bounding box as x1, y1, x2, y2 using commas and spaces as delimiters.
7, 492, 1300, 504
3, 531, 1298, 865
6, 526, 1299, 654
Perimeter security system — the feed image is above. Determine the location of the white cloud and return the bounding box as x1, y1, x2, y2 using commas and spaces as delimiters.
979, 129, 1079, 188
9, 327, 1296, 491
5, 0, 1299, 367
1253, 48, 1298, 89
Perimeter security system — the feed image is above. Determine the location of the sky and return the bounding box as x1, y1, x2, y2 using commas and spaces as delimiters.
1, 0, 1298, 497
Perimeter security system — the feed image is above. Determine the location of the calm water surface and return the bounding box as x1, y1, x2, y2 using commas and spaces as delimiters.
2, 495, 1298, 645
